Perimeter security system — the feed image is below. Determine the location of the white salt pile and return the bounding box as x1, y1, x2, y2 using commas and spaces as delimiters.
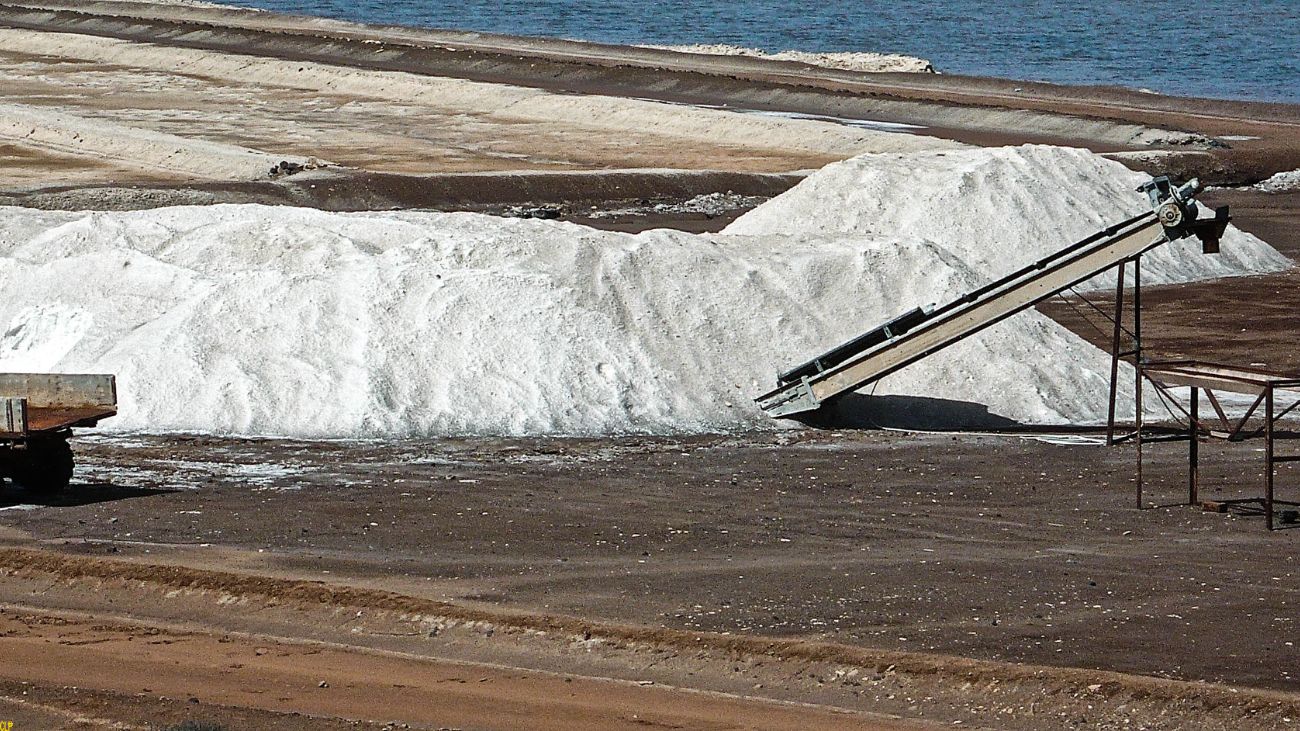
725, 146, 1288, 288
725, 146, 1290, 427
0, 145, 1288, 437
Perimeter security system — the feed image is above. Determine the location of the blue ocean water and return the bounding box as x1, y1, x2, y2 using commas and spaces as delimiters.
226, 0, 1299, 103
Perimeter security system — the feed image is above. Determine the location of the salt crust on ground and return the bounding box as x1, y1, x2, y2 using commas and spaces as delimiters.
0, 146, 1288, 437
646, 44, 934, 73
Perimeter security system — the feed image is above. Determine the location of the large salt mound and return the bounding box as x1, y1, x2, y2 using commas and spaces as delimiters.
725, 145, 1291, 287
0, 145, 1288, 436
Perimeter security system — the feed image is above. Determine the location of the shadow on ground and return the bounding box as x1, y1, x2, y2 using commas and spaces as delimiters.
0, 481, 172, 510
793, 393, 1023, 431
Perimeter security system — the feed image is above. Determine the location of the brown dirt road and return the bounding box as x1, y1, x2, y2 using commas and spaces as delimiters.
0, 609, 928, 731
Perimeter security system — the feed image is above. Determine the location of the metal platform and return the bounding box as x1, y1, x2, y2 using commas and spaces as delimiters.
1138, 360, 1300, 530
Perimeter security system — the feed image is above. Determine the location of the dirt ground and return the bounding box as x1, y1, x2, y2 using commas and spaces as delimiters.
4, 428, 1300, 729
6, 428, 1300, 687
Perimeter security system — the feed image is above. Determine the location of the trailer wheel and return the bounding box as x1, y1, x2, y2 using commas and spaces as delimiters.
10, 436, 74, 495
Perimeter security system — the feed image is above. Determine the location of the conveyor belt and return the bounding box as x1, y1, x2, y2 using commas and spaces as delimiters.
756, 177, 1227, 418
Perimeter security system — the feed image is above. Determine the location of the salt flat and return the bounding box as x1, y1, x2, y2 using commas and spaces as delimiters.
0, 26, 957, 188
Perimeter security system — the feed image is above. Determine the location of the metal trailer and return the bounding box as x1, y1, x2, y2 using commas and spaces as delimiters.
0, 373, 117, 494
756, 176, 1229, 418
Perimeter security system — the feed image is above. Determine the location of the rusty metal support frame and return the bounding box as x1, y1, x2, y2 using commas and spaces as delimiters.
1267, 386, 1275, 529
1077, 187, 1300, 527
1136, 363, 1300, 529
1106, 256, 1143, 447
1134, 260, 1143, 507
1105, 262, 1127, 445
1189, 386, 1199, 505
1100, 255, 1300, 528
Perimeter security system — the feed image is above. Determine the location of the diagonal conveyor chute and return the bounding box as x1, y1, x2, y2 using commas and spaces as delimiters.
755, 176, 1229, 418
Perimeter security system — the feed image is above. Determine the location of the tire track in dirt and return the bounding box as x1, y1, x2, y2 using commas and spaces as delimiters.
2, 547, 1298, 729
0, 604, 931, 731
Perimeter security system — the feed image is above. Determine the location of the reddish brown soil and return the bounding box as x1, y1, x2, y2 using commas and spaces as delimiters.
0, 610, 927, 731
3, 425, 1300, 729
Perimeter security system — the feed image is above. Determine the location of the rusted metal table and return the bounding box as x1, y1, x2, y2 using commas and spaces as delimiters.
1138, 361, 1300, 530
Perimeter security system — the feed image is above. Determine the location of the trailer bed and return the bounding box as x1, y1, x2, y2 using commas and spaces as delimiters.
0, 374, 117, 438
0, 373, 117, 493
25, 405, 117, 433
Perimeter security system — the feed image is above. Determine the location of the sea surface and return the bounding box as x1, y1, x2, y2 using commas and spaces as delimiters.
224, 0, 1299, 103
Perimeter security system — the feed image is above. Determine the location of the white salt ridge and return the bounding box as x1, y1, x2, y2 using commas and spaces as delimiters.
647, 44, 935, 73
0, 145, 1289, 437
1253, 168, 1300, 193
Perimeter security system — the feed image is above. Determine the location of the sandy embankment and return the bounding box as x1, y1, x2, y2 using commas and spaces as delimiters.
0, 102, 321, 180
0, 26, 958, 190
7, 0, 1294, 206
2, 0, 1296, 218
1, 0, 1262, 151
